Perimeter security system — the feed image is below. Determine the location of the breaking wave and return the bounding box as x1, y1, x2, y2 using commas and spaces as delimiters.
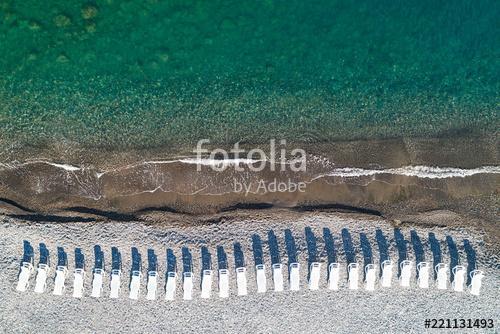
1, 159, 498, 179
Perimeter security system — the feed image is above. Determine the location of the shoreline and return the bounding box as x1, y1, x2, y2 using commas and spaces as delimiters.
1, 162, 498, 223
0, 134, 497, 226
1, 133, 497, 169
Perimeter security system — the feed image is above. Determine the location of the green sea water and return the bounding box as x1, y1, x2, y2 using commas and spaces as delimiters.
0, 0, 498, 151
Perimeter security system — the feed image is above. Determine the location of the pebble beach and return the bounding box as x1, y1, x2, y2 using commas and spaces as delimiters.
1, 210, 498, 333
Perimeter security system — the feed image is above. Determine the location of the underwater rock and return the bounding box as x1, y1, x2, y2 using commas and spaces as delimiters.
54, 14, 72, 28
81, 5, 98, 20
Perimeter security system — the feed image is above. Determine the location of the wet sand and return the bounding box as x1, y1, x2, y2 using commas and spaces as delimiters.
1, 134, 497, 228
0, 210, 498, 333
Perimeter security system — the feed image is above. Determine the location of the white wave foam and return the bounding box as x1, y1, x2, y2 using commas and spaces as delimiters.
44, 162, 81, 171
178, 158, 266, 166
324, 166, 500, 179
1, 159, 498, 180
0, 160, 81, 171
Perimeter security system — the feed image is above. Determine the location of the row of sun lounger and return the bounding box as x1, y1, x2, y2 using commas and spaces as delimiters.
16, 257, 485, 299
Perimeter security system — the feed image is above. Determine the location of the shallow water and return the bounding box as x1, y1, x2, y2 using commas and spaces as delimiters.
0, 0, 498, 151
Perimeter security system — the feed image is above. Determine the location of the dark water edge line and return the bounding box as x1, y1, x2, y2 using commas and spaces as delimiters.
292, 204, 382, 216
135, 206, 181, 214
3, 200, 385, 223
220, 203, 275, 212
0, 198, 35, 213
63, 207, 138, 222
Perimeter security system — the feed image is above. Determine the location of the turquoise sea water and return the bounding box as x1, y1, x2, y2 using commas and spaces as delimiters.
0, 0, 498, 150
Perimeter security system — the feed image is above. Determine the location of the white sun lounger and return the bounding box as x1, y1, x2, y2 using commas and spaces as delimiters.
348, 263, 359, 290
416, 262, 430, 289
129, 270, 142, 300
146, 271, 158, 300
53, 265, 68, 296
469, 270, 484, 296
200, 270, 212, 299
219, 269, 229, 298
91, 268, 104, 298
289, 263, 300, 291
435, 263, 448, 290
256, 264, 266, 293
380, 260, 393, 288
451, 265, 466, 292
328, 263, 340, 290
109, 269, 121, 299
16, 262, 34, 292
73, 268, 85, 298
34, 263, 50, 294
400, 260, 413, 287
308, 262, 321, 290
272, 264, 283, 292
165, 272, 177, 301
236, 267, 247, 296
364, 264, 376, 291
183, 272, 193, 300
